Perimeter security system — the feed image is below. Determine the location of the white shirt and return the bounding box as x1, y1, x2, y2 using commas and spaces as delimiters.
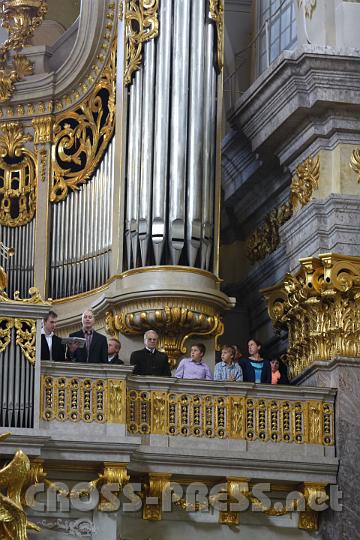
41, 328, 53, 360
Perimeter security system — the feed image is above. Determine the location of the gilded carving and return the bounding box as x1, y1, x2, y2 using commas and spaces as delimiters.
350, 147, 360, 182
298, 483, 328, 531
263, 253, 360, 379
50, 39, 116, 202
15, 318, 36, 365
32, 115, 53, 146
124, 0, 159, 86
126, 388, 334, 445
290, 155, 320, 209
0, 433, 41, 539
209, 0, 224, 72
0, 240, 14, 290
246, 155, 320, 263
143, 474, 172, 521
0, 317, 14, 352
0, 1, 47, 103
0, 286, 49, 304
107, 299, 224, 368
108, 379, 126, 423
218, 478, 249, 525
0, 122, 37, 227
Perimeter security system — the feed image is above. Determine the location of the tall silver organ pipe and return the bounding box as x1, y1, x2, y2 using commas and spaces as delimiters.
0, 221, 35, 297
0, 328, 34, 428
124, 0, 219, 271
49, 138, 115, 299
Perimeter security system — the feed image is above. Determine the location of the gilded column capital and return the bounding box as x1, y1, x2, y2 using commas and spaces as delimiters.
263, 252, 360, 378
298, 482, 328, 531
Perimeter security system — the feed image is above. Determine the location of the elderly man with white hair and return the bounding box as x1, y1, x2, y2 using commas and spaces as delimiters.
130, 330, 171, 376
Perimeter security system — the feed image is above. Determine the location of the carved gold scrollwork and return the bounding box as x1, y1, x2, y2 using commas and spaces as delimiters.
106, 299, 224, 368
15, 318, 36, 365
0, 122, 37, 227
0, 317, 14, 352
209, 0, 224, 72
298, 483, 328, 531
290, 155, 320, 209
246, 155, 320, 263
0, 433, 41, 539
124, 0, 159, 86
350, 148, 360, 182
263, 253, 360, 379
50, 40, 116, 202
0, 1, 47, 103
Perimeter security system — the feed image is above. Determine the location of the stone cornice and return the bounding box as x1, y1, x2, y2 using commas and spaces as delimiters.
230, 45, 360, 162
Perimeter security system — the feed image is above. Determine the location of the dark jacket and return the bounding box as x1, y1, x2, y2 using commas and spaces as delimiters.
240, 358, 272, 384
130, 348, 171, 376
69, 329, 108, 364
107, 354, 124, 365
41, 334, 65, 362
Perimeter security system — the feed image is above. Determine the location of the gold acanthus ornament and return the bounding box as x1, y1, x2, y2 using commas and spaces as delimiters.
0, 432, 41, 540
263, 253, 360, 379
106, 298, 224, 367
0, 317, 36, 364
246, 155, 320, 263
0, 122, 37, 227
350, 147, 360, 182
209, 0, 224, 72
50, 39, 116, 202
124, 0, 159, 86
0, 0, 47, 103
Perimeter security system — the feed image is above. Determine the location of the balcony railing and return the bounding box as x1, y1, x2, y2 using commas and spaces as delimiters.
40, 363, 335, 448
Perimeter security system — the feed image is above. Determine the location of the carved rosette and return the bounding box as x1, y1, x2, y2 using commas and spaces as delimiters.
106, 298, 224, 368
124, 0, 159, 86
263, 253, 360, 379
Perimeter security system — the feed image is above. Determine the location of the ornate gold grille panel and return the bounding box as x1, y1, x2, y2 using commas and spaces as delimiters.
40, 375, 334, 446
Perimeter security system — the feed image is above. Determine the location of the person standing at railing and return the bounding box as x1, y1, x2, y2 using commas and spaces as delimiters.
130, 330, 171, 376
67, 309, 108, 363
175, 344, 212, 380
41, 310, 65, 361
270, 357, 289, 385
240, 338, 271, 384
107, 338, 124, 365
214, 345, 243, 382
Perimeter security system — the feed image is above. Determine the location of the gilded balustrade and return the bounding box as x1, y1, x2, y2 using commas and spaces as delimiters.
40, 369, 335, 447
263, 253, 360, 378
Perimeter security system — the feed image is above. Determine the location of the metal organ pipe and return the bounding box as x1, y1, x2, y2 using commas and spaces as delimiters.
123, 0, 219, 271
49, 138, 115, 299
0, 221, 34, 297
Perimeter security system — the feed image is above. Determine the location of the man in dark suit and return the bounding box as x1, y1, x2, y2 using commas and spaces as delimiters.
67, 309, 107, 364
107, 338, 124, 365
41, 310, 65, 361
130, 330, 171, 376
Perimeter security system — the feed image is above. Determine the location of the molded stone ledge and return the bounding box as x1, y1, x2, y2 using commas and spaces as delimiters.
231, 45, 360, 159
281, 194, 360, 272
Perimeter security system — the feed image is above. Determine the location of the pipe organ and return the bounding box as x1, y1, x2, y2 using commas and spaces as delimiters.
49, 138, 115, 299
124, 0, 219, 270
0, 222, 34, 298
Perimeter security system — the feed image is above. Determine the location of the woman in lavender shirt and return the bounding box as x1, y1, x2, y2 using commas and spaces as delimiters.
175, 343, 213, 380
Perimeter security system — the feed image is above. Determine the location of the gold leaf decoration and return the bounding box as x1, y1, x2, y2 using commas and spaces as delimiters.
209, 0, 224, 72
350, 148, 360, 182
124, 0, 159, 86
246, 201, 293, 263
290, 155, 320, 208
0, 122, 37, 227
50, 40, 116, 202
0, 317, 14, 353
246, 155, 320, 263
263, 253, 360, 380
15, 318, 36, 365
